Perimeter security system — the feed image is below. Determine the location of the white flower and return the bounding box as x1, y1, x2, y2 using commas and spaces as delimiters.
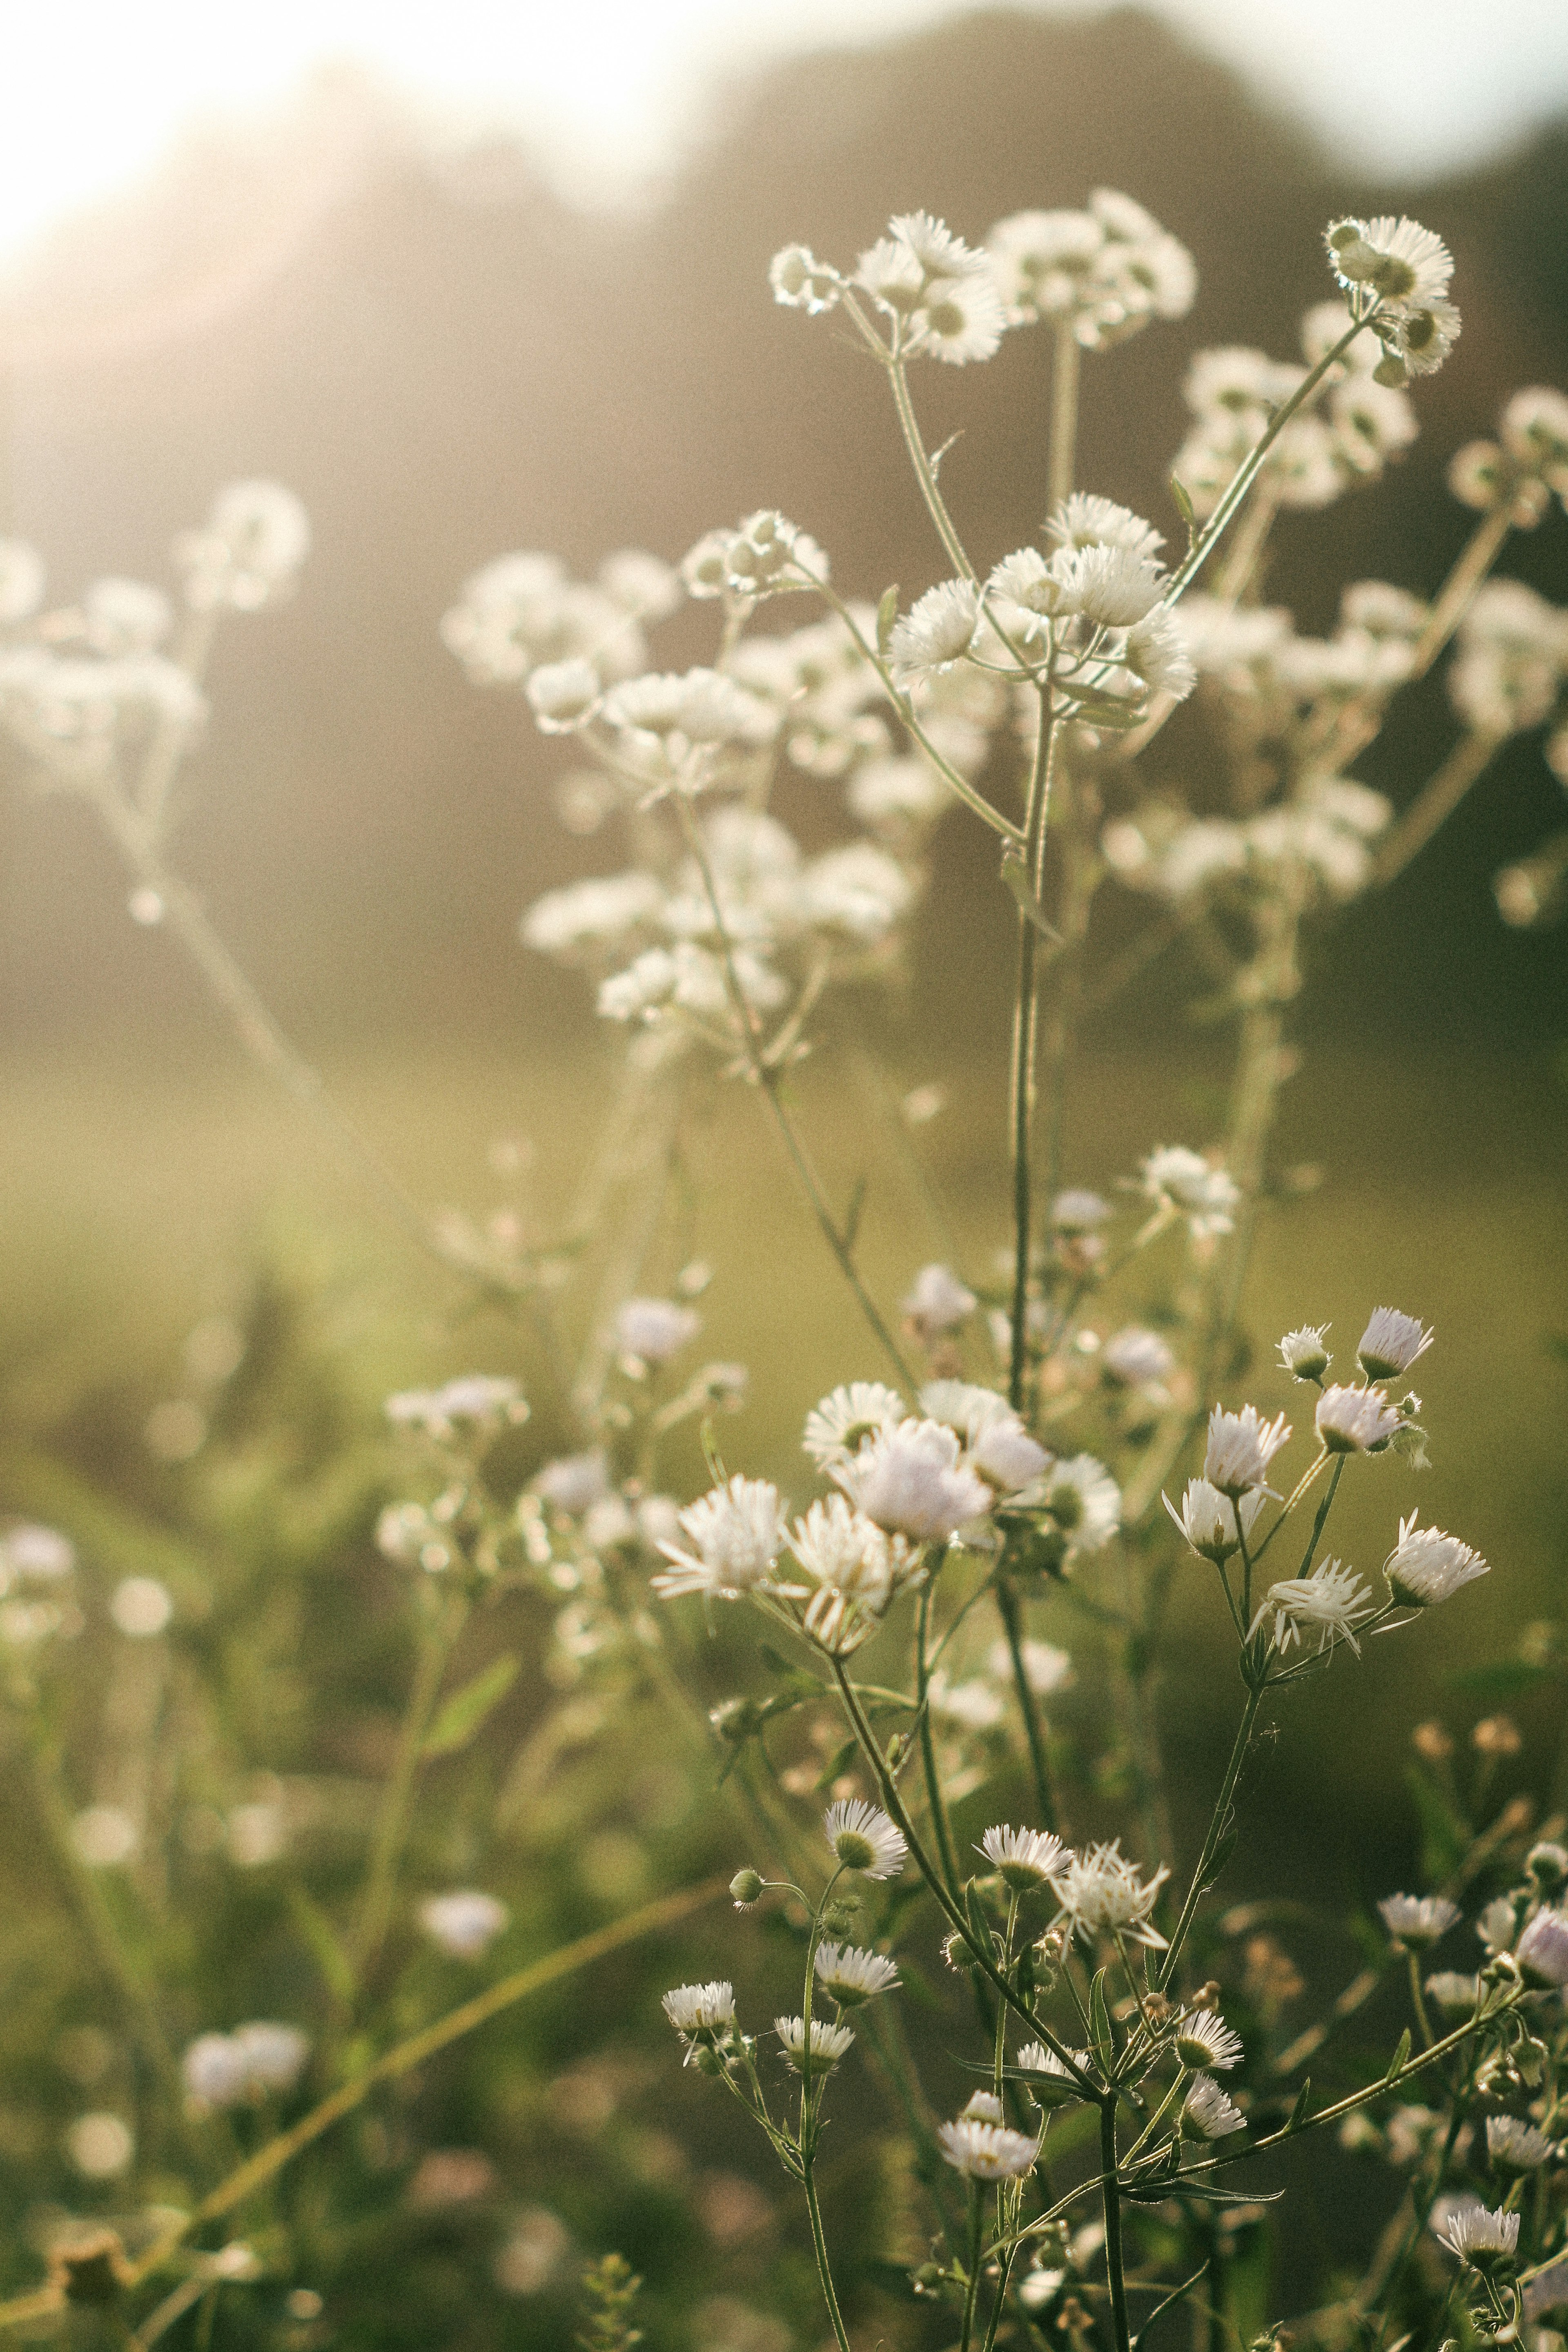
1051, 1188, 1110, 1232
385, 1375, 525, 1437
1385, 298, 1461, 379
1102, 1326, 1174, 1386
979, 1823, 1069, 1890
1252, 1559, 1374, 1657
65, 2112, 135, 2179
987, 1637, 1073, 1696
987, 207, 1104, 322
1057, 544, 1165, 628
1163, 1477, 1264, 1564
910, 272, 1008, 366
1487, 2115, 1552, 2170
181, 2023, 309, 2107
82, 577, 172, 656
420, 1891, 510, 1958
616, 1296, 700, 1362
824, 1798, 907, 1880
653, 1477, 788, 1600
1325, 216, 1453, 314
802, 1382, 906, 1466
1014, 2042, 1090, 2101
1033, 1454, 1121, 1557
1516, 1907, 1568, 1987
182, 2034, 253, 2109
920, 1381, 1048, 1491
1, 1523, 75, 1582
1140, 1145, 1240, 1237
1278, 1325, 1332, 1381
769, 245, 840, 314
1378, 1893, 1459, 1949
71, 1805, 139, 1867
901, 1263, 976, 1332
1439, 2201, 1519, 2270
937, 2115, 1041, 2178
525, 658, 602, 733
1174, 2011, 1244, 2071
110, 1577, 172, 1637
176, 480, 310, 610
1424, 1971, 1479, 2012
835, 1419, 992, 1542
521, 873, 666, 959
1356, 1307, 1433, 1381
233, 2022, 310, 2092
888, 210, 995, 282
1315, 1384, 1401, 1455
598, 549, 684, 619
662, 1980, 735, 2032
1052, 1840, 1169, 1948
813, 1941, 901, 2005
1045, 494, 1164, 562
534, 1450, 612, 1516
1203, 1405, 1292, 1497
889, 581, 980, 684
1183, 2075, 1245, 2140
1384, 1515, 1488, 1608
1124, 609, 1197, 701
775, 2015, 854, 2071
929, 1671, 1006, 1731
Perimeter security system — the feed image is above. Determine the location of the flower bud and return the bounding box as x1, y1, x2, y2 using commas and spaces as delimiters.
729, 1867, 763, 1908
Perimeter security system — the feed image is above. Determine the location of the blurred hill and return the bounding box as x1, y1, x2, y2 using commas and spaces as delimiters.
2, 5, 1566, 1059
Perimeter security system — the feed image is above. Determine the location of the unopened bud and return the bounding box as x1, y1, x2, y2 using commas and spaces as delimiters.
1526, 1840, 1568, 1894
730, 1867, 763, 1908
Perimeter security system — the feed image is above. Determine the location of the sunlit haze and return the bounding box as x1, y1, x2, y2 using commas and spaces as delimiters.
2, 0, 1566, 270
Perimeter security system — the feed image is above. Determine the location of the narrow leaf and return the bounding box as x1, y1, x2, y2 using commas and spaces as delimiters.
1089, 1967, 1115, 2067
1169, 474, 1199, 556
1384, 2027, 1412, 2084
287, 1884, 356, 2005
876, 585, 900, 659
1286, 2076, 1312, 2134
1000, 853, 1060, 941
421, 1655, 520, 1757
843, 1174, 868, 1254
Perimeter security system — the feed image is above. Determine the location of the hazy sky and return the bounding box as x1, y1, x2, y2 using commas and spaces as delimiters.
3, 0, 1566, 260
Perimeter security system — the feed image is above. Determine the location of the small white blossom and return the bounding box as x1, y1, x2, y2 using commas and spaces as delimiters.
802, 1382, 906, 1466
1516, 1907, 1568, 1987
1439, 2201, 1519, 2270
616, 1296, 701, 1362
813, 1942, 900, 2005
824, 1798, 907, 1880
987, 1637, 1073, 1696
1424, 1971, 1479, 2012
1045, 494, 1165, 562
1316, 1384, 1401, 1454
770, 244, 841, 313
1014, 2042, 1090, 2101
1378, 1893, 1459, 1949
1051, 1188, 1110, 1232
1252, 1559, 1374, 1657
937, 2114, 1041, 2178
182, 2034, 253, 2109
1, 1523, 75, 1583
598, 549, 684, 619
1183, 2075, 1245, 2140
1174, 2011, 1244, 2071
1163, 1477, 1264, 1564
1356, 1307, 1433, 1381
1140, 1145, 1240, 1237
1102, 1326, 1174, 1387
1325, 216, 1453, 314
1278, 1325, 1332, 1381
1052, 1840, 1169, 1948
1384, 1515, 1488, 1607
1487, 2114, 1553, 2171
65, 2113, 135, 2179
979, 1823, 1069, 1890
1031, 1454, 1121, 1557
662, 1981, 735, 2032
889, 581, 980, 684
929, 1670, 1007, 1731
901, 1263, 976, 1332
834, 1419, 992, 1542
653, 1477, 790, 1600
385, 1376, 525, 1437
775, 2015, 854, 2071
233, 2022, 310, 2092
534, 1450, 612, 1516
109, 1577, 173, 1637
1204, 1405, 1292, 1497
420, 1891, 510, 1958
525, 658, 602, 733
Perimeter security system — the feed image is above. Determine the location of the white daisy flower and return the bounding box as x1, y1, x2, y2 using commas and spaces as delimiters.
615, 1296, 701, 1362
775, 2015, 855, 2072
1487, 2115, 1553, 2172
1182, 2075, 1245, 2140
1173, 2011, 1245, 2071
653, 1476, 791, 1600
910, 272, 1009, 366
937, 2115, 1041, 2178
1031, 1454, 1121, 1557
1162, 1477, 1264, 1565
1356, 1307, 1433, 1381
960, 2090, 1005, 2123
1139, 1145, 1240, 1238
813, 1942, 901, 2006
1277, 1325, 1332, 1381
1014, 2042, 1091, 2102
1203, 1404, 1292, 1497
978, 1824, 1069, 1890
1324, 216, 1453, 314
1315, 1384, 1401, 1455
1251, 1559, 1374, 1657
1384, 1515, 1488, 1608
1123, 609, 1197, 700
1102, 1326, 1174, 1387
1439, 2201, 1519, 2272
802, 1382, 907, 1467
824, 1798, 908, 1881
889, 581, 981, 684
834, 1419, 993, 1542
662, 1980, 736, 2033
1052, 1839, 1169, 1948
1377, 1893, 1460, 1949
929, 1671, 1007, 1731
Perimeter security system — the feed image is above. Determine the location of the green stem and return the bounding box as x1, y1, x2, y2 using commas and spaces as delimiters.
1099, 2099, 1134, 2352
917, 1575, 963, 1895
1371, 729, 1502, 887
887, 353, 976, 579
350, 1600, 466, 1987
995, 1578, 1059, 1833
1158, 1684, 1263, 1991
959, 2180, 984, 2352
1009, 699, 1060, 1408
804, 2158, 854, 2352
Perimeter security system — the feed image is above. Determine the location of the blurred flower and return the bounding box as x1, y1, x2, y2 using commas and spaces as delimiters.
109, 1577, 172, 1637
419, 1890, 510, 1958
900, 1263, 976, 1332
70, 1806, 139, 1867
616, 1296, 700, 1362
653, 1477, 791, 1600
1378, 1893, 1459, 1949
65, 2114, 134, 2179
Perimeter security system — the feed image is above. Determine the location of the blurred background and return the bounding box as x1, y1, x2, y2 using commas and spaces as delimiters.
0, 5, 1566, 2341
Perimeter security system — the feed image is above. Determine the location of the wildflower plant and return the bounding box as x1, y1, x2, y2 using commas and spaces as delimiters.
0, 161, 1565, 2352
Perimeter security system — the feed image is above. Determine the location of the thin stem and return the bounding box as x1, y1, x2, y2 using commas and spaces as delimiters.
887, 353, 976, 579
917, 1575, 963, 1895
804, 2161, 854, 2352
1371, 729, 1502, 886
349, 1599, 466, 1987
1158, 1685, 1263, 1991
995, 1578, 1059, 1833
1410, 506, 1515, 679
1406, 1949, 1437, 2051
1047, 326, 1080, 515
1099, 2099, 1134, 2352
1038, 754, 1096, 1232
958, 2181, 985, 2352
1009, 699, 1060, 1408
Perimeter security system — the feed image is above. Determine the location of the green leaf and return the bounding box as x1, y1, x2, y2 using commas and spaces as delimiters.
1384, 2027, 1412, 2085
843, 1174, 868, 1254
1089, 1967, 1116, 2068
1285, 2076, 1312, 2134
876, 585, 900, 659
1169, 474, 1200, 556
1403, 1762, 1470, 1883
1446, 1658, 1554, 1702
287, 1883, 356, 2005
1000, 853, 1059, 940
420, 1654, 520, 1757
